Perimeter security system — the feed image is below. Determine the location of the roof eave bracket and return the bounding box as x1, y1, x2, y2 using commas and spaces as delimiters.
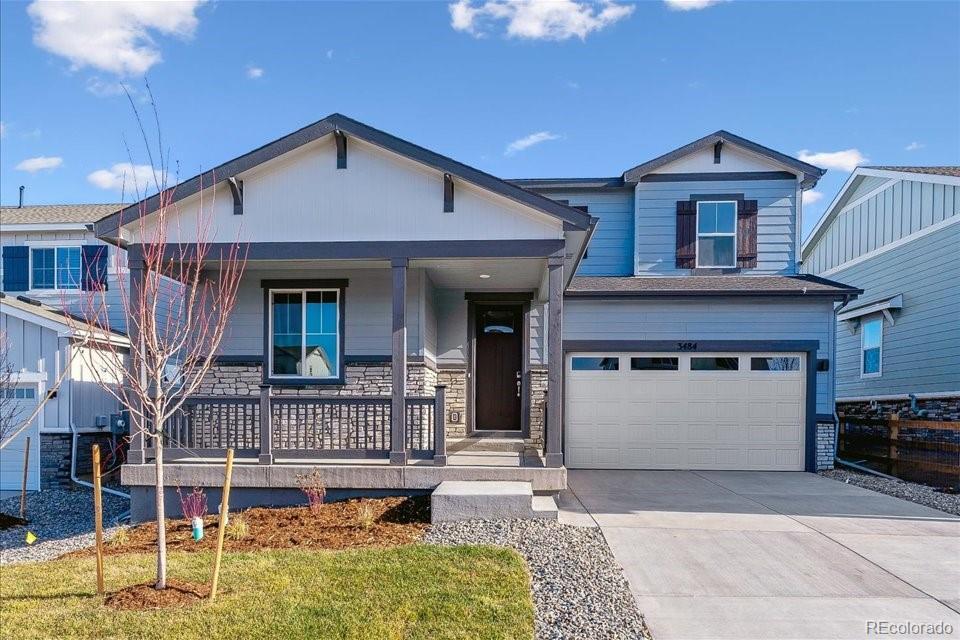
228, 177, 244, 215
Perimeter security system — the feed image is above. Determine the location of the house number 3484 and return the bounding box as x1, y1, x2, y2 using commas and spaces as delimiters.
677, 342, 698, 351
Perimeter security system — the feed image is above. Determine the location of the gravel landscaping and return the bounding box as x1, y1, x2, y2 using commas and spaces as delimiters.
0, 488, 129, 565
425, 519, 651, 640
820, 468, 960, 516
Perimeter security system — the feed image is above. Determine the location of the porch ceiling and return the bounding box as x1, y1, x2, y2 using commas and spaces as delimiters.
412, 258, 546, 291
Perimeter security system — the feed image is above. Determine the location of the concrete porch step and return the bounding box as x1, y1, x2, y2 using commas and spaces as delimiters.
447, 436, 528, 454
430, 480, 558, 523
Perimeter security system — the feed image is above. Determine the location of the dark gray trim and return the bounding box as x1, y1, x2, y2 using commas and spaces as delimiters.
345, 355, 392, 364
262, 280, 347, 386
94, 113, 592, 236
443, 173, 454, 213
436, 362, 467, 370
260, 278, 348, 289
689, 193, 745, 202
213, 355, 264, 365
390, 259, 407, 465
688, 267, 742, 275
562, 339, 820, 353
334, 130, 347, 169
564, 289, 856, 300
508, 177, 627, 190
228, 177, 243, 215
566, 216, 599, 290
816, 413, 836, 423
640, 171, 798, 183
129, 239, 565, 262
464, 291, 534, 302
521, 300, 531, 438
561, 338, 820, 472
714, 140, 723, 164
622, 130, 824, 188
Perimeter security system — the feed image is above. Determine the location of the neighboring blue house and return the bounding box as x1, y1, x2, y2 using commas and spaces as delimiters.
6, 117, 860, 518
801, 166, 960, 419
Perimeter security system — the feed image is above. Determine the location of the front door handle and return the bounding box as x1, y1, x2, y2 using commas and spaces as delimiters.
516, 370, 522, 397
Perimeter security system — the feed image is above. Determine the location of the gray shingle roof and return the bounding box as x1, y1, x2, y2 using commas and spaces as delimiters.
0, 204, 123, 226
0, 292, 127, 338
862, 166, 960, 178
567, 275, 861, 298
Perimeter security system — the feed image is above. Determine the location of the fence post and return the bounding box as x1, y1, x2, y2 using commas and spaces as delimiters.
434, 385, 447, 466
258, 385, 273, 464
888, 413, 900, 476
92, 444, 105, 596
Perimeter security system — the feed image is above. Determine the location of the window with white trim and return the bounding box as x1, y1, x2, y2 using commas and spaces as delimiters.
861, 316, 883, 377
269, 289, 341, 379
31, 246, 81, 290
696, 201, 737, 268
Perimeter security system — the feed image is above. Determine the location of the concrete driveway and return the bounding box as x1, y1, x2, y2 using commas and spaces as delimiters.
560, 470, 960, 640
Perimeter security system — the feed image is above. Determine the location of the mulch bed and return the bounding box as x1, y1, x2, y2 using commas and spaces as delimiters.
73, 496, 430, 557
0, 512, 28, 530
104, 578, 210, 610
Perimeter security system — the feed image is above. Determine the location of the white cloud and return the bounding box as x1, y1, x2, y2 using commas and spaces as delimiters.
504, 131, 560, 156
797, 148, 868, 172
27, 0, 204, 76
802, 190, 824, 205
904, 141, 925, 151
246, 65, 264, 79
449, 0, 634, 40
87, 163, 157, 192
664, 0, 726, 10
326, 49, 334, 60
15, 156, 63, 172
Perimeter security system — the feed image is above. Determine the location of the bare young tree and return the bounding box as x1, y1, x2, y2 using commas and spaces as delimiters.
0, 332, 23, 445
67, 87, 247, 590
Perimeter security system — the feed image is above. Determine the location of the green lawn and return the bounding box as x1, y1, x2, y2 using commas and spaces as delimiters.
0, 545, 534, 640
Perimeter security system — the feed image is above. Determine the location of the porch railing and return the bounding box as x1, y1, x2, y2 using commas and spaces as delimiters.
155, 384, 446, 465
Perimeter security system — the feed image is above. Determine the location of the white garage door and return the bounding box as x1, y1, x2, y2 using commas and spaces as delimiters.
565, 352, 806, 471
0, 385, 41, 491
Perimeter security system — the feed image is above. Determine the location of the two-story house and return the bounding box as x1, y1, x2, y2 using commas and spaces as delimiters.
84, 115, 860, 521
1, 204, 129, 490
801, 166, 959, 420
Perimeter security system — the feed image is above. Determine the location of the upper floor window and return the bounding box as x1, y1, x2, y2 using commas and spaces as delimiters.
31, 246, 81, 290
696, 201, 737, 268
861, 316, 883, 377
269, 289, 342, 380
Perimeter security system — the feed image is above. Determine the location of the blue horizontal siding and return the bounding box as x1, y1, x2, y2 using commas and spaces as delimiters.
537, 189, 634, 276
635, 179, 798, 275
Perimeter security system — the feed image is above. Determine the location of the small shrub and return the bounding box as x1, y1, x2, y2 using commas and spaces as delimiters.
357, 501, 376, 531
296, 469, 327, 514
176, 486, 208, 520
109, 526, 130, 547
225, 513, 249, 541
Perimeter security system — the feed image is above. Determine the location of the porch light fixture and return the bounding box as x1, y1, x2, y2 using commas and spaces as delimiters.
479, 274, 491, 279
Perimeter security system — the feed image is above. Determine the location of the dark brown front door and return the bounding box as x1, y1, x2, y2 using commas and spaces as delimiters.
474, 304, 523, 431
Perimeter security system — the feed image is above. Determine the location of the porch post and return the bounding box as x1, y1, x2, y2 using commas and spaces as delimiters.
545, 253, 564, 468
390, 258, 408, 465
258, 384, 273, 464
433, 385, 447, 466
126, 260, 146, 464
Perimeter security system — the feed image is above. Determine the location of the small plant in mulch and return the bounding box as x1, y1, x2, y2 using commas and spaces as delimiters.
0, 512, 28, 530
356, 501, 377, 531
295, 469, 327, 513
225, 513, 249, 541
176, 487, 208, 520
109, 526, 131, 547
104, 578, 210, 611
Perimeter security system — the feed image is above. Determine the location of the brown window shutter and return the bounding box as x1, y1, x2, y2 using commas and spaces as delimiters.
737, 199, 758, 268
676, 200, 697, 268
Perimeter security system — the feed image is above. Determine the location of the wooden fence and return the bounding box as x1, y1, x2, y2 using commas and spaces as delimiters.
838, 414, 960, 490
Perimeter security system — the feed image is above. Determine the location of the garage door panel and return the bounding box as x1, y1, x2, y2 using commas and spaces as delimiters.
566, 351, 805, 471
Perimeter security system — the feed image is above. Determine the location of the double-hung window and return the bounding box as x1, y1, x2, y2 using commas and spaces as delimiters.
269, 288, 342, 380
31, 246, 81, 290
696, 201, 737, 268
861, 316, 883, 377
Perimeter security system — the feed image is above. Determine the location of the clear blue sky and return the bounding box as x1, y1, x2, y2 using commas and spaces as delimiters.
1, 1, 958, 238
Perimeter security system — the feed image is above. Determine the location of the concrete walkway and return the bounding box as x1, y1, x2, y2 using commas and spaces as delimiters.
560, 470, 960, 640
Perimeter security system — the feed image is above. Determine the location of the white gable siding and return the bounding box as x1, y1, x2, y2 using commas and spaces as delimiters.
654, 144, 795, 175
131, 137, 562, 245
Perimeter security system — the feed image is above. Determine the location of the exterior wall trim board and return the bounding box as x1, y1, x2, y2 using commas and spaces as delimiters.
640, 171, 797, 183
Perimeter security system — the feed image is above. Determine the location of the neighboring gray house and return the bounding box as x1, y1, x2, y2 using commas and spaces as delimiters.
0, 293, 127, 490
87, 115, 859, 520
801, 166, 960, 418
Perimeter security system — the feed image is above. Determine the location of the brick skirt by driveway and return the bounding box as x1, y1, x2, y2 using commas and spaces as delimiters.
560, 470, 960, 640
